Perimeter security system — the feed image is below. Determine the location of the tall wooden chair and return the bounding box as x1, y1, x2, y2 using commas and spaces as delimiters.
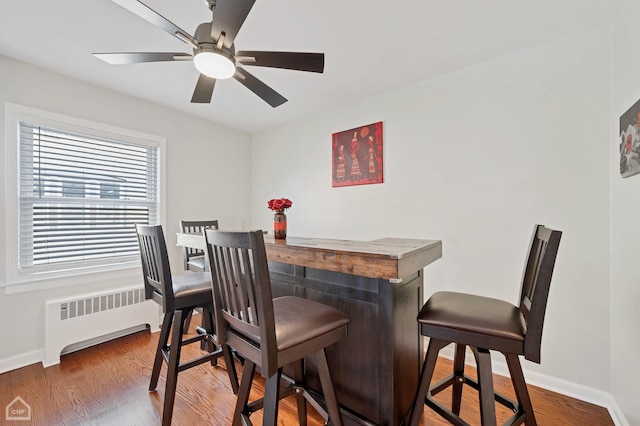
179, 220, 219, 271
408, 224, 562, 426
179, 220, 219, 333
203, 229, 350, 426
135, 224, 238, 426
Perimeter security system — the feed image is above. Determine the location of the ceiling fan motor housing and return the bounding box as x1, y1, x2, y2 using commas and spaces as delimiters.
195, 22, 229, 49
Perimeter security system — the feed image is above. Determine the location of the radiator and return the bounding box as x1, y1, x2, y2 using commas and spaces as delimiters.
43, 285, 160, 367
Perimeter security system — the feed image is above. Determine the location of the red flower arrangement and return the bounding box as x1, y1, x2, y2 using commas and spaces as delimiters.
267, 198, 293, 212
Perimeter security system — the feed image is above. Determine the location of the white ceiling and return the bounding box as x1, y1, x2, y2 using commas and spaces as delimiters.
0, 0, 619, 133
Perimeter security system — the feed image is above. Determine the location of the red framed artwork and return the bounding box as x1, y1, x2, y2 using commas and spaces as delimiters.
332, 122, 383, 187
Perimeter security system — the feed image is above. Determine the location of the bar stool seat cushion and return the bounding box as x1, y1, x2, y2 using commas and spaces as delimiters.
273, 296, 350, 351
187, 256, 206, 271
419, 291, 526, 343
172, 272, 213, 298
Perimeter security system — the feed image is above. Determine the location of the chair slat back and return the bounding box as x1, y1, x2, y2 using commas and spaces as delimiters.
204, 229, 277, 374
136, 224, 175, 313
518, 224, 562, 363
179, 220, 219, 269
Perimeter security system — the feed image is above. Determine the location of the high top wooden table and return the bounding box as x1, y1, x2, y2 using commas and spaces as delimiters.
176, 233, 442, 426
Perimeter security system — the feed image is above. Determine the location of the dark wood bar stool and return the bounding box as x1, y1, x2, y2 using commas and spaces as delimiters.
179, 220, 219, 271
408, 224, 562, 426
135, 224, 239, 426
179, 220, 219, 333
203, 229, 350, 426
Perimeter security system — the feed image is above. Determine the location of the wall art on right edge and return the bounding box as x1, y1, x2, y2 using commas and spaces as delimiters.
332, 121, 383, 187
619, 98, 640, 178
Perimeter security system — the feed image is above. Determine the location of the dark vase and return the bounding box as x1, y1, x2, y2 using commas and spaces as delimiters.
273, 210, 287, 239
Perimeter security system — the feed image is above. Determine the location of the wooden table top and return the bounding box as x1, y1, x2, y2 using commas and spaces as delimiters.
176, 233, 442, 282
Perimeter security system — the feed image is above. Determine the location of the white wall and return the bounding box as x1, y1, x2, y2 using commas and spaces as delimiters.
252, 27, 612, 397
611, 0, 640, 423
0, 55, 252, 365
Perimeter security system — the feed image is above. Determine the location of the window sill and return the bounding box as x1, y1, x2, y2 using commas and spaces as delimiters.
2, 262, 142, 295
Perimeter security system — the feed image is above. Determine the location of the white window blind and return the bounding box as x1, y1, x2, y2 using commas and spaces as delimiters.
18, 121, 159, 271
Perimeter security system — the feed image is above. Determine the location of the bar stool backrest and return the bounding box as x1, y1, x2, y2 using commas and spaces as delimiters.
204, 229, 279, 377
179, 220, 219, 271
136, 224, 175, 314
518, 224, 562, 363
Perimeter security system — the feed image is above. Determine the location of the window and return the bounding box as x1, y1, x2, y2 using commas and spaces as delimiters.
5, 104, 165, 285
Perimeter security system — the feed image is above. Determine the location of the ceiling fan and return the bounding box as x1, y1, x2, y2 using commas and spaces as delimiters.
94, 0, 325, 107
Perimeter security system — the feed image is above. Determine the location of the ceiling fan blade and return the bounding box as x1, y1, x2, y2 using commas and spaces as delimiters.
111, 0, 197, 47
234, 68, 287, 108
236, 51, 324, 73
210, 0, 256, 49
191, 74, 217, 103
93, 52, 192, 65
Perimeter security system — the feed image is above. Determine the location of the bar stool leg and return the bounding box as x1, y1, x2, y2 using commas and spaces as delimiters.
233, 360, 256, 426
315, 349, 343, 426
263, 368, 283, 426
200, 306, 217, 358
162, 310, 185, 426
451, 343, 466, 415
150, 313, 173, 391
222, 344, 240, 394
408, 338, 448, 426
183, 309, 194, 334
506, 352, 537, 426
294, 359, 307, 426
471, 347, 497, 426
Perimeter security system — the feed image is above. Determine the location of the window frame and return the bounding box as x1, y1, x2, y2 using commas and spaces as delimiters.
3, 103, 166, 294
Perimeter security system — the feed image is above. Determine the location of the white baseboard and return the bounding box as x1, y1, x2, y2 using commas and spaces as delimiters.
1, 325, 154, 373
59, 324, 150, 357
0, 349, 43, 375
607, 394, 630, 426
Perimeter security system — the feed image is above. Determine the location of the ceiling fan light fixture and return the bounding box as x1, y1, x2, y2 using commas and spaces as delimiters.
193, 48, 235, 79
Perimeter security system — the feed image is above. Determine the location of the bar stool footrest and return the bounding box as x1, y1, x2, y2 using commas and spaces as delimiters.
425, 374, 525, 426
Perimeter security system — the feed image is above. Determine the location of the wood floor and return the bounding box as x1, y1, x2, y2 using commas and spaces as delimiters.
0, 319, 613, 426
